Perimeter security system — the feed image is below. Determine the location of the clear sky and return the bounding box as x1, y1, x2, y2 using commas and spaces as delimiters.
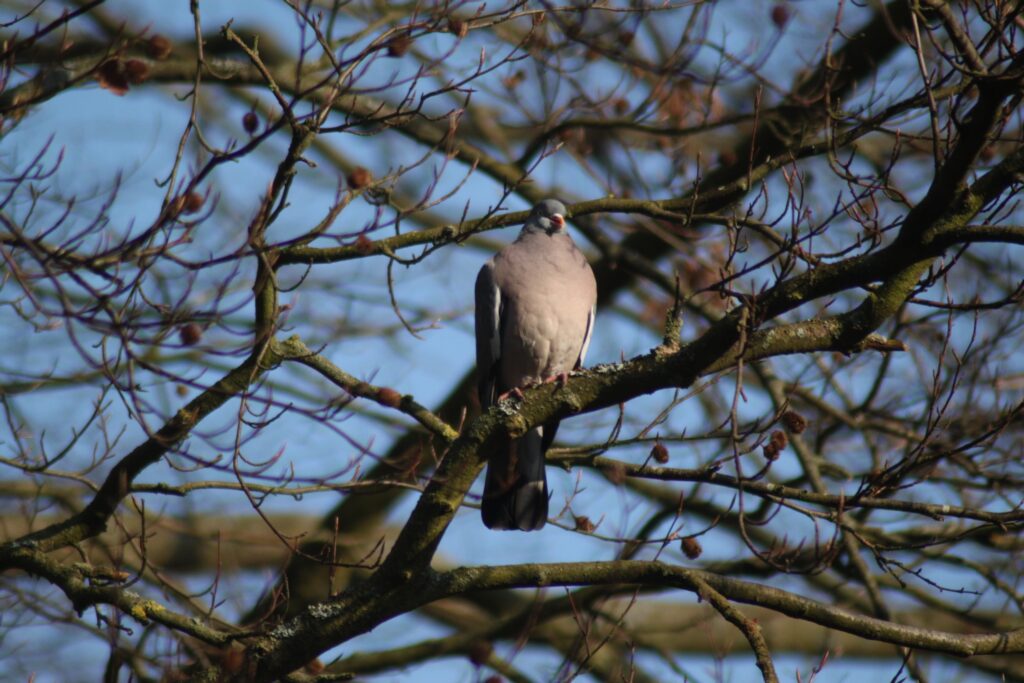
1, 1, 1015, 681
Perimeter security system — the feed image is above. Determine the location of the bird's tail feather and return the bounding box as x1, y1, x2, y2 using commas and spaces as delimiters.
481, 425, 549, 531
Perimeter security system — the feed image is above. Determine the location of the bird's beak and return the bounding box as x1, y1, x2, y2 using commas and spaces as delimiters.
552, 214, 565, 227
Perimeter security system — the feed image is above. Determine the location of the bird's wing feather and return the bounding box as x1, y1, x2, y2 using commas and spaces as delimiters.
474, 260, 502, 407
575, 304, 596, 370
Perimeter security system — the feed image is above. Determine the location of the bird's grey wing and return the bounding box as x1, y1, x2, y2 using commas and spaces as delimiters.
478, 256, 549, 531
474, 260, 503, 407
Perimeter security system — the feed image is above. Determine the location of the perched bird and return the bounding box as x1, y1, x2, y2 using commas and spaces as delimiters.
474, 199, 597, 530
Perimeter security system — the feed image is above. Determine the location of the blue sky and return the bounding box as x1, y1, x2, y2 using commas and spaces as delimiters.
1, 1, 1018, 681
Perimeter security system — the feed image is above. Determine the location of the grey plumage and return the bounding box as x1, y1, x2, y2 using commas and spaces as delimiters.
475, 199, 597, 530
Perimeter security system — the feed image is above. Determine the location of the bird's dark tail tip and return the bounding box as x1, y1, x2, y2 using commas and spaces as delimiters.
481, 477, 548, 531
481, 428, 549, 531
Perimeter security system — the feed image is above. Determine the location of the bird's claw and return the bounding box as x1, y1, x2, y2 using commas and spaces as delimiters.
498, 374, 567, 403
498, 387, 527, 402
543, 372, 570, 388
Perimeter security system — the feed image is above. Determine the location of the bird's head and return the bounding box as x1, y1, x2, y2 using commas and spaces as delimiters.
524, 198, 568, 235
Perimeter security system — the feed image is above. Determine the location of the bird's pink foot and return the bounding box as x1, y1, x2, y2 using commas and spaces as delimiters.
497, 387, 526, 402
543, 372, 570, 388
